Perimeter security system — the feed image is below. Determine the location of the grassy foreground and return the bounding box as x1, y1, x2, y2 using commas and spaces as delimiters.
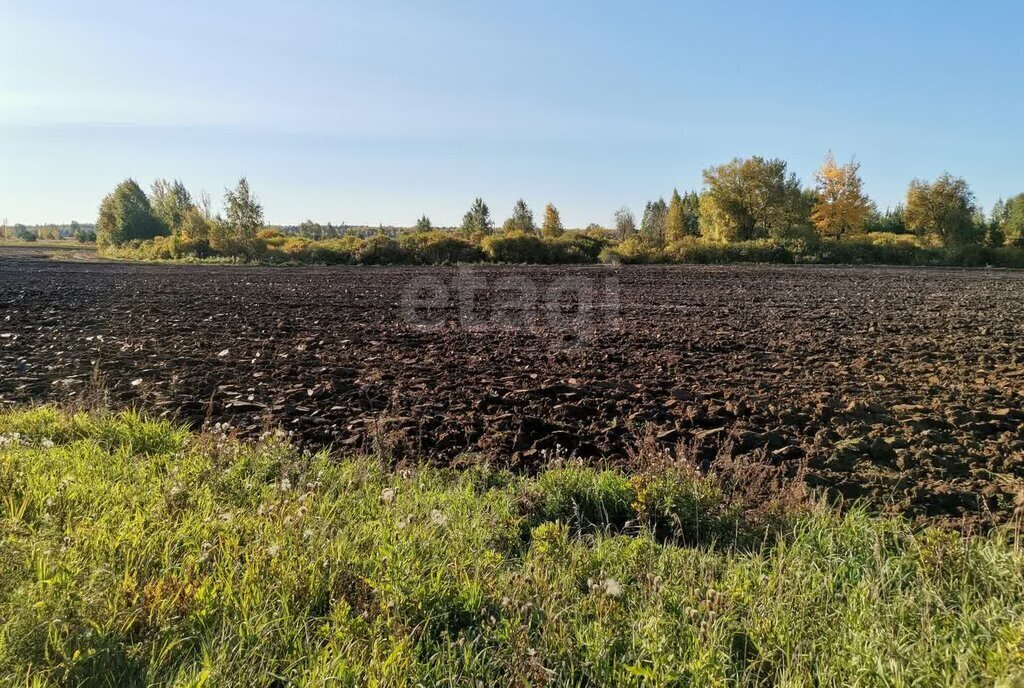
1, 408, 1022, 686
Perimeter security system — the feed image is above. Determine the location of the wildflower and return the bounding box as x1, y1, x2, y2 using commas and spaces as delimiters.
430, 509, 448, 527
600, 578, 623, 598
380, 487, 397, 503
267, 544, 281, 557
41, 438, 55, 449
279, 477, 292, 491
0, 432, 22, 447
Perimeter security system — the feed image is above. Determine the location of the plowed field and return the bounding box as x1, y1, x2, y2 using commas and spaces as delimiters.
2, 249, 1022, 525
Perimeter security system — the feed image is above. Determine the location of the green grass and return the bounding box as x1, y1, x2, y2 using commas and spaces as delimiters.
1, 407, 1022, 686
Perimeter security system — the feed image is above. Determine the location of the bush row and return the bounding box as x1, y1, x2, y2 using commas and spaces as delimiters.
603, 233, 1024, 268
106, 229, 1024, 268
105, 229, 611, 265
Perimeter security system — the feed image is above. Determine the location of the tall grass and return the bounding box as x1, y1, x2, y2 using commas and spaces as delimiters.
1, 407, 1022, 685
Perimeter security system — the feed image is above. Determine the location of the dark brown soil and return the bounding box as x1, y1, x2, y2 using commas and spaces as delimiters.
1, 250, 1022, 526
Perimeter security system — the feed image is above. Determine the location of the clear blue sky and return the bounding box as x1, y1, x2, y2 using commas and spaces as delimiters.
2, 0, 1022, 227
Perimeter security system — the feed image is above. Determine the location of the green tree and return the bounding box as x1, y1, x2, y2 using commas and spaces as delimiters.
503, 199, 536, 234
96, 179, 166, 247
640, 198, 667, 244
865, 205, 907, 234
665, 190, 687, 243
207, 219, 233, 253
461, 198, 493, 236
997, 193, 1024, 247
681, 192, 701, 236
150, 179, 195, 234
415, 215, 432, 232
75, 228, 97, 243
223, 177, 264, 247
541, 203, 564, 238
905, 174, 980, 246
985, 200, 1007, 247
699, 157, 809, 242
299, 220, 326, 240
613, 207, 636, 240
14, 225, 36, 242
179, 207, 213, 245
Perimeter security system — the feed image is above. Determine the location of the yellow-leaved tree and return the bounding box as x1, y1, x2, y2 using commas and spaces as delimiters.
541, 203, 564, 238
811, 153, 872, 238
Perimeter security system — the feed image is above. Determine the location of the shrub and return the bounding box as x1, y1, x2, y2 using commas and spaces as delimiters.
146, 236, 176, 259
795, 233, 930, 265
658, 237, 794, 264
549, 233, 608, 263
257, 236, 366, 265
276, 237, 314, 262
481, 231, 551, 263
986, 246, 1024, 268
256, 228, 285, 243
172, 235, 212, 258
398, 231, 485, 264
305, 236, 362, 264
13, 227, 37, 242
356, 235, 406, 264
600, 235, 668, 264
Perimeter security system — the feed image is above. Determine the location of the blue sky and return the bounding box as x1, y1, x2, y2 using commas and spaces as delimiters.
2, 0, 1022, 227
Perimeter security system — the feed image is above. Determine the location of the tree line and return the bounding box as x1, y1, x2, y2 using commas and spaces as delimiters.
604, 154, 1020, 249
0, 221, 96, 243
91, 154, 1024, 265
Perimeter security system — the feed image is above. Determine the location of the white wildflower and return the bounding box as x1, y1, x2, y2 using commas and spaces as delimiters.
0, 432, 22, 448
380, 487, 397, 503
430, 509, 448, 527
600, 578, 623, 598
